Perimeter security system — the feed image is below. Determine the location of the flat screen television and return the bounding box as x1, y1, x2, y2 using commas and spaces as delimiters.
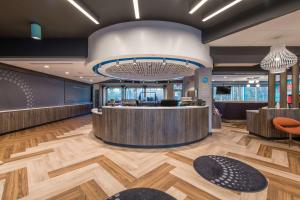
216, 86, 231, 95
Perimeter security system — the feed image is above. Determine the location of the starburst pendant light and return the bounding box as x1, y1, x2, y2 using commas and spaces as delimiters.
260, 45, 297, 74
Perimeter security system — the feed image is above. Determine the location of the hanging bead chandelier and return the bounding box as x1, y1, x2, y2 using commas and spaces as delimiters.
260, 45, 297, 74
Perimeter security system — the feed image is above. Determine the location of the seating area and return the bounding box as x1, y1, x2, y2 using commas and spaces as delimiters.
247, 108, 300, 139
273, 117, 300, 146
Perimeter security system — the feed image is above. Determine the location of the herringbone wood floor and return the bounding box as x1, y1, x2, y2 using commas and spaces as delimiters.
0, 115, 300, 200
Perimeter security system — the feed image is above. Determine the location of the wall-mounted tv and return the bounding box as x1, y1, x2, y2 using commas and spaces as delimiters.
216, 86, 231, 95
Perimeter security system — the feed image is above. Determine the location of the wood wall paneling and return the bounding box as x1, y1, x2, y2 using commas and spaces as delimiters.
0, 104, 92, 135
247, 108, 300, 138
280, 71, 287, 108
268, 73, 276, 108
93, 107, 209, 147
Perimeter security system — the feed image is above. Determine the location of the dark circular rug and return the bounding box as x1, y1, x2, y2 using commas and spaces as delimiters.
193, 155, 268, 192
107, 188, 176, 200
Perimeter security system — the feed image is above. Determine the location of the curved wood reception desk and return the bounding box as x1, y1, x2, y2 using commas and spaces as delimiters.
92, 106, 209, 147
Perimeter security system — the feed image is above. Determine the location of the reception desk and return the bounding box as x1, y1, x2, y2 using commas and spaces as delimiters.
92, 106, 209, 147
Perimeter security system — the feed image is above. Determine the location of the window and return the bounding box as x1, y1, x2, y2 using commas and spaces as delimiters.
275, 80, 300, 103
213, 85, 268, 102
106, 87, 122, 103
125, 87, 145, 100
173, 83, 183, 100
144, 88, 164, 102
243, 86, 268, 101
105, 87, 165, 103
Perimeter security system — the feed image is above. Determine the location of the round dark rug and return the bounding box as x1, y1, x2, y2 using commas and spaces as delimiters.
107, 188, 176, 200
193, 155, 268, 192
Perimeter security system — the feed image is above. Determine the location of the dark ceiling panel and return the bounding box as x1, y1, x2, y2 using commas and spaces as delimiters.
212, 65, 267, 75
0, 39, 87, 57
0, 0, 98, 38
0, 0, 298, 41
210, 46, 300, 64
83, 0, 134, 28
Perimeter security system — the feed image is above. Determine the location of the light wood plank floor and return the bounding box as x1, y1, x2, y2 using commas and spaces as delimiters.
0, 115, 300, 200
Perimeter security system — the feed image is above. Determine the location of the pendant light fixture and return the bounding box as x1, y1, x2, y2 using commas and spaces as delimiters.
31, 23, 42, 40
260, 45, 297, 74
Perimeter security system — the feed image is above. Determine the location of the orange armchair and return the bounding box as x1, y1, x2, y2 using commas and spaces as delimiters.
273, 117, 300, 147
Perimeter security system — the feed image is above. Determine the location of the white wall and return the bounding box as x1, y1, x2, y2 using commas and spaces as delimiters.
195, 68, 213, 132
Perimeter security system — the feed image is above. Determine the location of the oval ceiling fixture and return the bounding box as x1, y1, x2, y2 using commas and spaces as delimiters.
92, 57, 202, 81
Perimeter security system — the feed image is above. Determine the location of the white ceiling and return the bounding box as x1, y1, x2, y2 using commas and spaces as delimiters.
0, 58, 109, 84
212, 74, 298, 82
209, 10, 300, 46
212, 75, 268, 82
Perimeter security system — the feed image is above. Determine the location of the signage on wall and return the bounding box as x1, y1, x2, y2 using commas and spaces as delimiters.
202, 76, 209, 84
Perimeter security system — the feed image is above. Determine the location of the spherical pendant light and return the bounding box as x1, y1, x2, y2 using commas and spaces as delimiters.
260, 45, 297, 74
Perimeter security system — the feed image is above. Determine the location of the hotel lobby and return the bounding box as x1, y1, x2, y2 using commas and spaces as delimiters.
0, 0, 300, 199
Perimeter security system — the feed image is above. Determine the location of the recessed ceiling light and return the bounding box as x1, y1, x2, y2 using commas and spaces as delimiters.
256, 83, 260, 88
67, 0, 99, 24
80, 76, 83, 79
223, 76, 227, 79
65, 72, 70, 75
44, 65, 49, 68
246, 84, 250, 88
202, 0, 243, 22
133, 59, 137, 65
133, 0, 140, 19
189, 0, 209, 14
89, 79, 93, 82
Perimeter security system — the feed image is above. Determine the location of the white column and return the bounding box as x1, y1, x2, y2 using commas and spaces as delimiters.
195, 68, 212, 132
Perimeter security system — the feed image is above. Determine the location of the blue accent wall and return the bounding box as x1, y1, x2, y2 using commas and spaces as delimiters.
0, 63, 91, 111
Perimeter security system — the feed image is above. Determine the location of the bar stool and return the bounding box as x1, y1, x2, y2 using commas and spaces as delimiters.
273, 117, 300, 147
